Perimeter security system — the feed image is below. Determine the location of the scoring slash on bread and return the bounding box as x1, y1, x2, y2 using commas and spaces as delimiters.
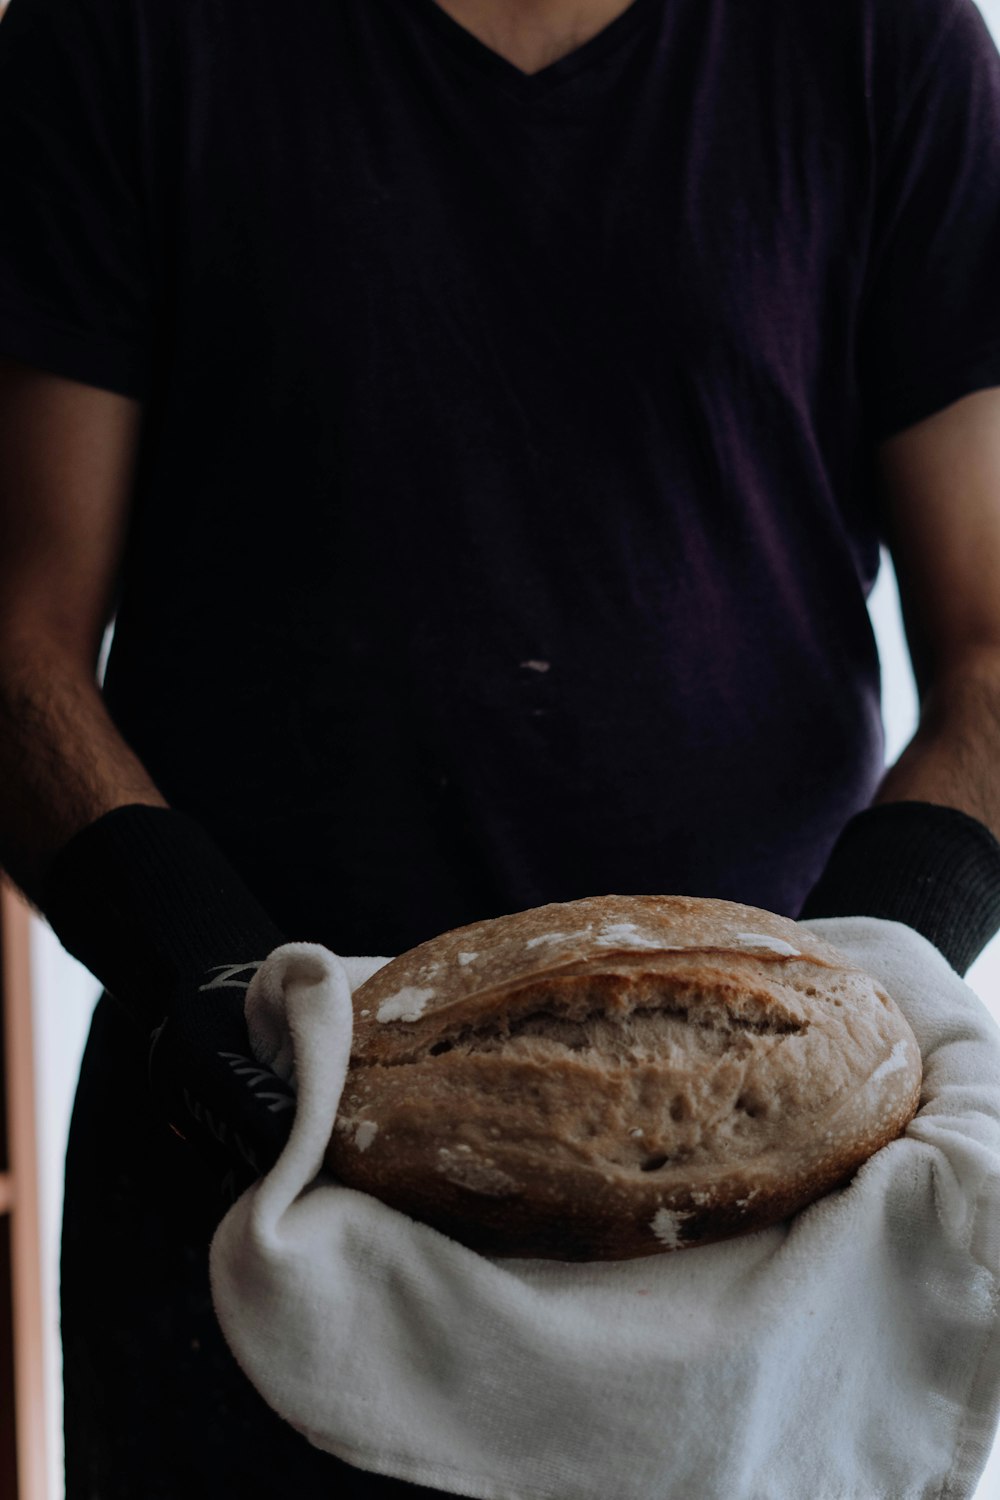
322, 894, 923, 1261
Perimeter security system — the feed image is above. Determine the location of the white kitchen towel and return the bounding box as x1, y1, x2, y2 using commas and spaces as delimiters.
208, 916, 1000, 1500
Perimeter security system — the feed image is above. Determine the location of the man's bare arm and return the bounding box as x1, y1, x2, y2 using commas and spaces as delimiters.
872, 385, 1000, 839
0, 354, 167, 902
0, 360, 297, 1190
872, 646, 1000, 836
799, 386, 1000, 975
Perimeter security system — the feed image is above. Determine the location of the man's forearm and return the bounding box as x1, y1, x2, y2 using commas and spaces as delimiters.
0, 643, 295, 1194
871, 647, 1000, 839
0, 637, 168, 903
799, 647, 1000, 973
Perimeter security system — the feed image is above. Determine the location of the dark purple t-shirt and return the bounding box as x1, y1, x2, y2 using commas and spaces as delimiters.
2, 0, 1000, 956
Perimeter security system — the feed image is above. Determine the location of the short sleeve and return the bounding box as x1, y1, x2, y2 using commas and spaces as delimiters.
859, 0, 1000, 444
0, 0, 151, 398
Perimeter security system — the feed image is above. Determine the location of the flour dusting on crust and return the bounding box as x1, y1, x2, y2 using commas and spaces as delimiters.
436, 1147, 518, 1196
376, 986, 436, 1022
733, 932, 801, 957
868, 1039, 911, 1086
650, 1206, 695, 1249
595, 922, 664, 949
525, 931, 580, 948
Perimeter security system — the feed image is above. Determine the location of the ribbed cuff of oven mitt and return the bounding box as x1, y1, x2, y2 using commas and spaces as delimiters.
33, 803, 290, 1031
207, 921, 1000, 1500
798, 800, 1000, 977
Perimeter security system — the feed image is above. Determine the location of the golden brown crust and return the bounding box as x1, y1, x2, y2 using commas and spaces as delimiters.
323, 895, 923, 1260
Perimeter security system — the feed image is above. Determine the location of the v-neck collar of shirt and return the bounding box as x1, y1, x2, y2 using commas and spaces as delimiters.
409, 0, 663, 100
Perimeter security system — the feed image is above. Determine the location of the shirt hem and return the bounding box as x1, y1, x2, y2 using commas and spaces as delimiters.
0, 296, 149, 400
872, 342, 1000, 442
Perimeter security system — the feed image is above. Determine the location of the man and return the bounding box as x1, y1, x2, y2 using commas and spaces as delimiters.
1, 0, 1000, 1493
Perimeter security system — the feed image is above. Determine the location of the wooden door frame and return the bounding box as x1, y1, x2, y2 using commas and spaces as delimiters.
1, 876, 50, 1500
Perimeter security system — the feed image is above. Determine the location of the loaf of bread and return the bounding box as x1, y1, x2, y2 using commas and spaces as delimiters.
323, 894, 922, 1260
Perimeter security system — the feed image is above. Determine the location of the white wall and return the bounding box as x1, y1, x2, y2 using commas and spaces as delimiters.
27, 916, 98, 1500
939, 0, 1000, 1468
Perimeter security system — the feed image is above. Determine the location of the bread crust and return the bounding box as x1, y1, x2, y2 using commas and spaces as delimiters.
323, 894, 923, 1260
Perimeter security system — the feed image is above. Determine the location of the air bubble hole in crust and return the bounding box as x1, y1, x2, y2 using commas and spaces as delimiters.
429, 1040, 454, 1056
640, 1154, 669, 1172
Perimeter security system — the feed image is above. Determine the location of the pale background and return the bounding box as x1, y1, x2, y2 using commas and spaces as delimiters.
19, 0, 1000, 1494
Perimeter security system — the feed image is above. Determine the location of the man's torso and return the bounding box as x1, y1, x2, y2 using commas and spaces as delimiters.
98, 0, 892, 953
